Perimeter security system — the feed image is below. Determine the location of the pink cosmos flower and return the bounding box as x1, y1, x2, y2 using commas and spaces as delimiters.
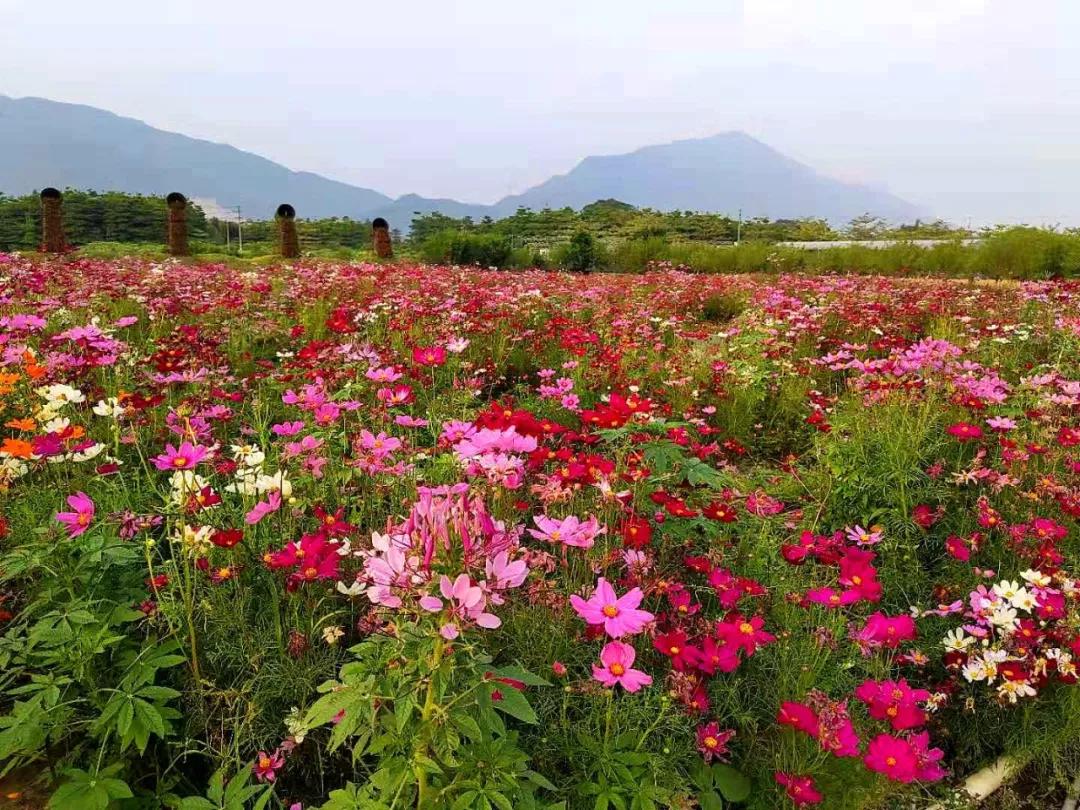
56, 491, 95, 538
153, 441, 209, 471
774, 773, 823, 805
592, 641, 652, 692
529, 514, 605, 548
569, 577, 654, 638
246, 491, 282, 525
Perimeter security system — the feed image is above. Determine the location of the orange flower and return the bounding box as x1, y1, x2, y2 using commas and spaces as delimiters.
4, 418, 36, 431
0, 438, 34, 459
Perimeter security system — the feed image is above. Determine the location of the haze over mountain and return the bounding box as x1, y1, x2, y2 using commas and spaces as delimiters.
0, 95, 919, 227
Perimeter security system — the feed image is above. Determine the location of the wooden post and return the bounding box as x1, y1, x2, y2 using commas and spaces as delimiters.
166, 192, 189, 256
372, 217, 393, 259
40, 188, 65, 253
276, 204, 300, 259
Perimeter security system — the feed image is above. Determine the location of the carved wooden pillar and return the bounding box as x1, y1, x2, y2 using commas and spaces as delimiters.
40, 188, 65, 253
276, 204, 300, 258
372, 217, 393, 259
166, 192, 189, 256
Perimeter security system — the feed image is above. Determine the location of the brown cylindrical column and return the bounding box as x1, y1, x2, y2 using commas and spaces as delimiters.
166, 192, 189, 256
372, 217, 393, 259
276, 204, 300, 259
40, 188, 65, 253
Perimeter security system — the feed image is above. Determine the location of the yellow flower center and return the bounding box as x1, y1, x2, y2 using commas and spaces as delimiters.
609, 663, 625, 676
739, 622, 754, 635
602, 604, 619, 618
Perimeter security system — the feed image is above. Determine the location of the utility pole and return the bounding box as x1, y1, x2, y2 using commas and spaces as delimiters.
234, 206, 243, 255
225, 216, 231, 250
736, 208, 743, 245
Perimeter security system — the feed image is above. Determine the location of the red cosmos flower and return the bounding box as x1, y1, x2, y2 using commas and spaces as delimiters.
266, 533, 342, 588
945, 534, 971, 561
1057, 426, 1080, 447
694, 635, 740, 675
654, 629, 699, 671
312, 505, 356, 538
715, 614, 775, 657
621, 516, 653, 549
211, 528, 243, 548
667, 587, 701, 619
703, 500, 739, 522
864, 734, 919, 782
855, 679, 930, 730
837, 548, 882, 602
778, 701, 820, 737
412, 346, 447, 366
695, 721, 735, 762
325, 307, 354, 334
854, 612, 917, 651
911, 504, 939, 529
775, 773, 823, 806
950, 421, 984, 440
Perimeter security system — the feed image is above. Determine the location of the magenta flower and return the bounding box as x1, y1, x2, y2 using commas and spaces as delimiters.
56, 491, 95, 538
863, 733, 918, 782
696, 721, 735, 762
153, 441, 209, 471
774, 772, 823, 805
570, 577, 654, 638
592, 641, 652, 692
252, 749, 285, 783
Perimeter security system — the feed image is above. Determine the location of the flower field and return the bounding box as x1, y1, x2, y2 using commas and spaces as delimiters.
2, 253, 1080, 810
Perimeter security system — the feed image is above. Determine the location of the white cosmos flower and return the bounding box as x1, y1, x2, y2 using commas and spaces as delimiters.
38, 384, 85, 406
992, 580, 1023, 601
989, 605, 1019, 631
93, 398, 124, 418
1021, 569, 1051, 588
1009, 589, 1037, 612
996, 679, 1036, 703
944, 628, 973, 652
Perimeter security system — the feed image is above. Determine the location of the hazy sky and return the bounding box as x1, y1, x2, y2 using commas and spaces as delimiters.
3, 0, 1079, 224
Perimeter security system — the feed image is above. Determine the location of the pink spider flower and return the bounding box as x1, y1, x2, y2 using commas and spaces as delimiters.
420, 573, 501, 640
569, 577, 654, 638
592, 641, 652, 692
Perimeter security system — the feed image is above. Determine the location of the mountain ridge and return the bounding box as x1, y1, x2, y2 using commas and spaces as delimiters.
0, 95, 921, 226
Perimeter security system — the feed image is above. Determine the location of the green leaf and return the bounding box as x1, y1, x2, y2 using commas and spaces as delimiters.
488, 685, 537, 724
711, 764, 750, 803
698, 790, 724, 810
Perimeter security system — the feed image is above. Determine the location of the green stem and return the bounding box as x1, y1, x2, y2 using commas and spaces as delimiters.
414, 636, 444, 808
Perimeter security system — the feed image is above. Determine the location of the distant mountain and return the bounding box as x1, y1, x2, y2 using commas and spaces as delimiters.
0, 95, 391, 219
490, 132, 920, 222
0, 95, 920, 227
